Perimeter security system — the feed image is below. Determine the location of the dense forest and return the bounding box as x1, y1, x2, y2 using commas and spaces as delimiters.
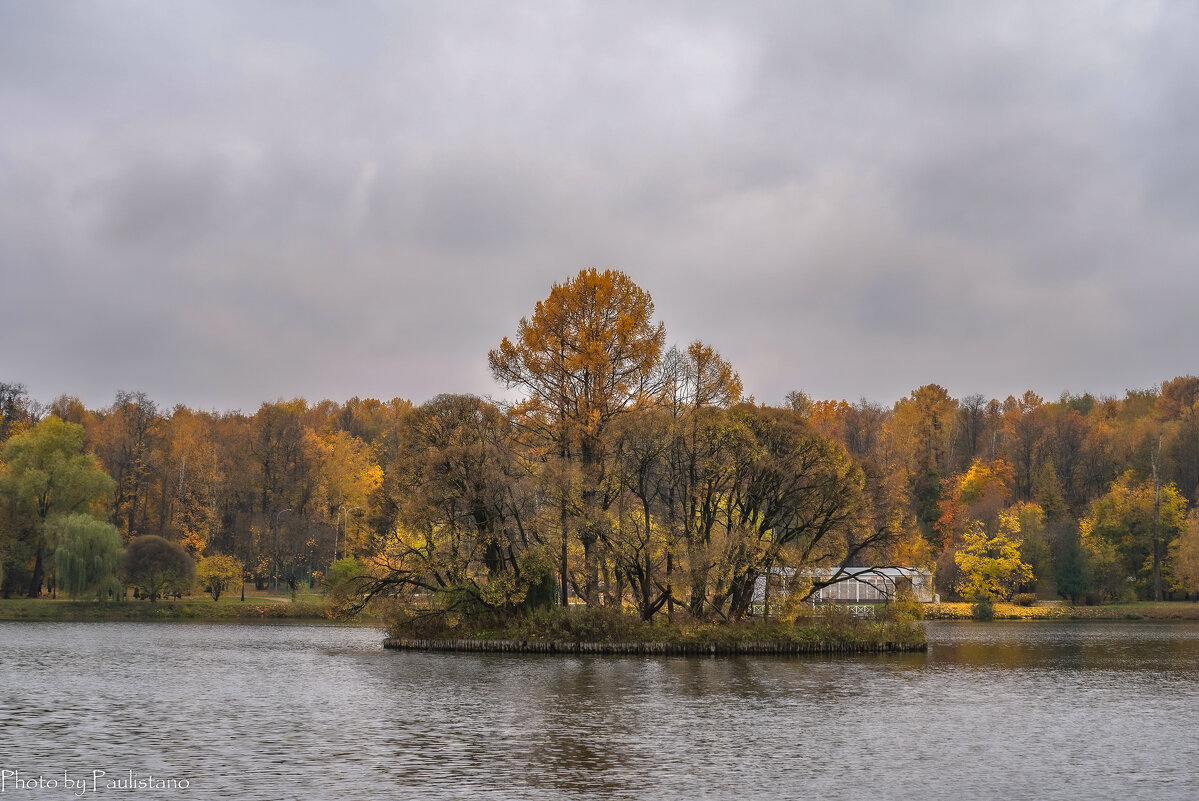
3, 269, 1199, 616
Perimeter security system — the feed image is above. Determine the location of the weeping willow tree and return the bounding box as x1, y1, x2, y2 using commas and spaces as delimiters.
51, 514, 123, 601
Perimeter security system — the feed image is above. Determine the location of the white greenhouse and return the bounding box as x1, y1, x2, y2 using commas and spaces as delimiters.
753, 567, 934, 606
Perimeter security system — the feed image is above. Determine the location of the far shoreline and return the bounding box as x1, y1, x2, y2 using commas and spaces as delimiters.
926, 600, 1199, 621
8, 597, 1199, 626
0, 596, 371, 624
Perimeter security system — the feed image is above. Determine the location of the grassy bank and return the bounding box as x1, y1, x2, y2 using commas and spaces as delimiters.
0, 590, 348, 622
925, 600, 1199, 621
386, 606, 926, 647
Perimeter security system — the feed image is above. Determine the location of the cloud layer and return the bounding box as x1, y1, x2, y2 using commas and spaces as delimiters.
2, 1, 1197, 411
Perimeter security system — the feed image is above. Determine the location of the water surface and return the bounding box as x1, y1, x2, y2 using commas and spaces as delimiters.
1, 621, 1197, 799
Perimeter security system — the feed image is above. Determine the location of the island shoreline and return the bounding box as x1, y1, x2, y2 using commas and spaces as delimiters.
383, 636, 927, 655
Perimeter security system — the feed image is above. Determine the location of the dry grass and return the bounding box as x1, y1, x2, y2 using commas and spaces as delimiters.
925, 601, 1199, 621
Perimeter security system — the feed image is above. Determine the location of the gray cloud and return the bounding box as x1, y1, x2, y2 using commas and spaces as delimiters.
2, 1, 1198, 413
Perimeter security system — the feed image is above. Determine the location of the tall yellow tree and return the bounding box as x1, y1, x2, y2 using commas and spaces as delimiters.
954, 511, 1033, 602
307, 430, 383, 558
155, 406, 222, 556
885, 384, 957, 540
489, 268, 666, 605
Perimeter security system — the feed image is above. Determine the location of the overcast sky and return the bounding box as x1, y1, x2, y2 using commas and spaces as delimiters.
3, 1, 1197, 413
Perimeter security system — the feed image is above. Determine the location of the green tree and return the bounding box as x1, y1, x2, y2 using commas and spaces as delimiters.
195, 553, 242, 601
1081, 471, 1187, 600
0, 416, 115, 597
121, 535, 195, 601
1054, 527, 1091, 604
1167, 512, 1199, 599
50, 513, 123, 600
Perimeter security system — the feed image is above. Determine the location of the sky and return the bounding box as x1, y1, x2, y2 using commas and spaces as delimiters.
3, 1, 1198, 414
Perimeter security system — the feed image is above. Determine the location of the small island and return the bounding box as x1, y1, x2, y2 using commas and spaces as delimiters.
379, 602, 928, 656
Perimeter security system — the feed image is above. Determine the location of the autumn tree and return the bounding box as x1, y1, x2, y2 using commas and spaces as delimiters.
248, 400, 322, 587
152, 406, 222, 556
92, 391, 161, 540
1001, 391, 1048, 501
606, 407, 674, 620
489, 268, 666, 605
250, 399, 316, 518
841, 399, 889, 460
306, 429, 383, 558
367, 394, 551, 615
954, 512, 1033, 603
886, 384, 957, 540
655, 341, 744, 616
955, 393, 989, 470
1081, 471, 1187, 600
661, 341, 742, 412
1167, 511, 1199, 599
714, 405, 871, 620
196, 554, 242, 601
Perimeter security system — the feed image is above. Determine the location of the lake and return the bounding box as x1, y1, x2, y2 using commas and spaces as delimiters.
1, 620, 1197, 799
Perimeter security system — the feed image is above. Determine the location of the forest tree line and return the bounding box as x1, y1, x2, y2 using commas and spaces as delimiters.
3, 269, 1199, 615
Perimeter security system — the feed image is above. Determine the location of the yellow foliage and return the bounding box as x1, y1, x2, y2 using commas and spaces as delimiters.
954, 514, 1032, 601
957, 459, 1013, 506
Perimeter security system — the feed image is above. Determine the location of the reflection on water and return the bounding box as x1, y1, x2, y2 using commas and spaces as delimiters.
1, 621, 1198, 799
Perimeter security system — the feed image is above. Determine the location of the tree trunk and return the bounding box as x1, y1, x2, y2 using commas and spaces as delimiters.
27, 542, 44, 598
559, 499, 569, 607
1152, 436, 1163, 602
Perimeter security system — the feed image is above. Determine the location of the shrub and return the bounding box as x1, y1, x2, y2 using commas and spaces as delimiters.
879, 586, 926, 623
1011, 593, 1037, 607
121, 536, 195, 602
971, 596, 995, 621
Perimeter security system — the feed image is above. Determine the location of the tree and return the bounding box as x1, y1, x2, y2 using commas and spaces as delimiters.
606, 407, 674, 620
1167, 511, 1199, 598
51, 513, 123, 601
886, 384, 958, 540
1081, 471, 1187, 600
152, 406, 222, 556
92, 391, 161, 540
716, 405, 872, 619
371, 394, 549, 616
121, 535, 195, 601
1054, 526, 1091, 604
307, 429, 383, 558
196, 554, 242, 601
489, 268, 666, 605
0, 382, 36, 445
954, 512, 1033, 602
0, 416, 115, 597
663, 342, 742, 411
1001, 390, 1048, 501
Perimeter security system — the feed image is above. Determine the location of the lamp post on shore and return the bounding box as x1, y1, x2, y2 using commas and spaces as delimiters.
336, 505, 363, 563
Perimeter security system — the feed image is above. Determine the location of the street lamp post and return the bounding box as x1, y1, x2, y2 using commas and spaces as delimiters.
336, 505, 363, 563
273, 507, 293, 593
